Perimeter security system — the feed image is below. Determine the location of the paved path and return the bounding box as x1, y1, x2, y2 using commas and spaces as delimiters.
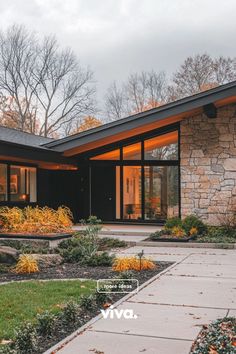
49, 246, 236, 354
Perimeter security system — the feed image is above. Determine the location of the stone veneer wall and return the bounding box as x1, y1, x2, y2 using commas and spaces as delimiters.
180, 103, 236, 225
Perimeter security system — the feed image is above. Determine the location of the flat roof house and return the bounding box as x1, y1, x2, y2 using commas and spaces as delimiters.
1, 81, 236, 225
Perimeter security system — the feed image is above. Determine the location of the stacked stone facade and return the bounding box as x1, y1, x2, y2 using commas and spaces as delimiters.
180, 103, 236, 225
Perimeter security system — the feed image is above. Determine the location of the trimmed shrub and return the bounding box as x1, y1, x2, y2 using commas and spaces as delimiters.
164, 217, 182, 230
14, 322, 38, 353
80, 294, 95, 311
36, 311, 56, 337
94, 290, 111, 307
61, 301, 80, 325
98, 237, 127, 250
171, 226, 186, 237
85, 252, 114, 267
182, 215, 206, 235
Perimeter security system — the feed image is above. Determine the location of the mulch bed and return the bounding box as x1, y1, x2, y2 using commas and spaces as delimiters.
148, 235, 197, 242
190, 317, 236, 354
0, 261, 173, 353
0, 261, 171, 284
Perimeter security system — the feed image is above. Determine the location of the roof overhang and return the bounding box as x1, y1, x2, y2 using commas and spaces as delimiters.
0, 140, 78, 170
43, 81, 236, 157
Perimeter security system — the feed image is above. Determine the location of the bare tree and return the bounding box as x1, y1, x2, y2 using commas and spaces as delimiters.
105, 81, 126, 121
105, 70, 167, 121
168, 53, 236, 100
0, 25, 95, 137
126, 70, 166, 113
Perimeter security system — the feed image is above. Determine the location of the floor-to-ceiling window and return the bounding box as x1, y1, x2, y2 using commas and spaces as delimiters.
89, 127, 179, 222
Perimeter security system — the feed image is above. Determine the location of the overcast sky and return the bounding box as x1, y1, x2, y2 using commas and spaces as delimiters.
1, 0, 236, 113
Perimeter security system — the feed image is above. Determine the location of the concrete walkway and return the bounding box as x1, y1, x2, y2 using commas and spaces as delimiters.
49, 246, 236, 354
73, 224, 160, 242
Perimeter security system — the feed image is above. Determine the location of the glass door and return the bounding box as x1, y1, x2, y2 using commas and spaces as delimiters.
123, 166, 142, 220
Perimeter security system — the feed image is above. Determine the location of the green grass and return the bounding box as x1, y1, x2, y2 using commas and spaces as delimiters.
0, 280, 96, 340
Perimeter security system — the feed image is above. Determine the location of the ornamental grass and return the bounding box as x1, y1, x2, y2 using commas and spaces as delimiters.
0, 206, 73, 234
112, 256, 156, 272
13, 254, 39, 274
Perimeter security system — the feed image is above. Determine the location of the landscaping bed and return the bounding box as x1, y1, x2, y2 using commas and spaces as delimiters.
148, 216, 236, 244
0, 262, 172, 354
190, 317, 236, 354
0, 260, 171, 283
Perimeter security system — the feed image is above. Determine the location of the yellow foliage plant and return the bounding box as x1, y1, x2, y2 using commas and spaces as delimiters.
171, 226, 186, 237
14, 254, 39, 274
189, 227, 198, 236
0, 206, 73, 234
112, 256, 156, 272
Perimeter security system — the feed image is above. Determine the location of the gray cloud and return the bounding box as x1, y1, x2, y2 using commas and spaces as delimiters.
0, 0, 236, 116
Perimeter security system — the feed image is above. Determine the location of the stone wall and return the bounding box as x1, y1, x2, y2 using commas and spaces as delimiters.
180, 103, 236, 225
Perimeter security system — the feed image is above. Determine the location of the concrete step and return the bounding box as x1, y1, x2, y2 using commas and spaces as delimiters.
98, 230, 152, 237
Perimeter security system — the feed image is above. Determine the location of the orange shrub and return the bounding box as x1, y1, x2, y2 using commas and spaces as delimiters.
171, 226, 186, 237
0, 206, 73, 234
112, 256, 156, 272
189, 227, 198, 236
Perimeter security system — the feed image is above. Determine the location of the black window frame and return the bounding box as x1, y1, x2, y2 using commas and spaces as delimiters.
84, 123, 181, 223
0, 160, 38, 205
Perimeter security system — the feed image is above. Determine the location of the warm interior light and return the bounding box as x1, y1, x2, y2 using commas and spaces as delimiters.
144, 131, 178, 151
123, 143, 141, 159
90, 149, 120, 160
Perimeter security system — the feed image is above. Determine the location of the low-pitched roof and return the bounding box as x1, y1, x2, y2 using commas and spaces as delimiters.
1, 80, 236, 156
0, 126, 53, 149
43, 80, 236, 154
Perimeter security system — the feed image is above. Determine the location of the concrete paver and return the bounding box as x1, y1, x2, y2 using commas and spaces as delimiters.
131, 276, 236, 309
57, 331, 192, 354
182, 253, 236, 265
166, 263, 236, 278
49, 245, 236, 354
90, 302, 227, 340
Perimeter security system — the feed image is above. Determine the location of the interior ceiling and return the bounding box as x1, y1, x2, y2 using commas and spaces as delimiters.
91, 131, 178, 160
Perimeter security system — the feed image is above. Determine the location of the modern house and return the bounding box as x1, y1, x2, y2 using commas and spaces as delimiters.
0, 81, 236, 225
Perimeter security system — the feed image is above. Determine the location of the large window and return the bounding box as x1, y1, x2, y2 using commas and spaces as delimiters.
123, 143, 141, 160
0, 163, 37, 203
90, 128, 179, 221
144, 166, 179, 220
144, 131, 178, 160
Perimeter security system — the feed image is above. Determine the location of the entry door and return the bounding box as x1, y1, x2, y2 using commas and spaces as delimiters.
91, 165, 116, 221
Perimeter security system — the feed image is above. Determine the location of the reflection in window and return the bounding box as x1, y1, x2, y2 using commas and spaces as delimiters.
144, 166, 179, 220
116, 167, 120, 219
144, 131, 178, 160
90, 149, 120, 160
10, 166, 37, 202
123, 166, 141, 219
0, 164, 7, 202
123, 143, 141, 160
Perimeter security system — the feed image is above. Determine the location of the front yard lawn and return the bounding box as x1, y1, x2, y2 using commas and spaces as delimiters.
0, 280, 96, 341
